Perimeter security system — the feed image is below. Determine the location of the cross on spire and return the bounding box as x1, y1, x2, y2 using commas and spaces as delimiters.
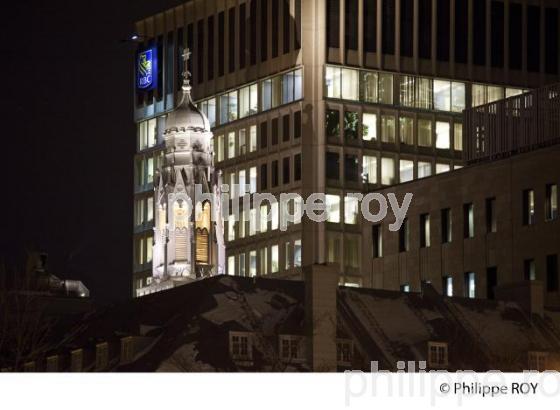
181, 48, 192, 92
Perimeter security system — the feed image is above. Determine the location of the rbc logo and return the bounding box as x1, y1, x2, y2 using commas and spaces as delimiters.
137, 48, 157, 90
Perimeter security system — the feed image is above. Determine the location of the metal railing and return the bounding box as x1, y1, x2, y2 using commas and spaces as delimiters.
464, 83, 560, 163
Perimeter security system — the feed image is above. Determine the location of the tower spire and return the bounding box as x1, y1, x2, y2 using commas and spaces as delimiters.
181, 48, 192, 94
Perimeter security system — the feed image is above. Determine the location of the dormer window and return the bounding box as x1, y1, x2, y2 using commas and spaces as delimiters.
71, 349, 83, 372
95, 342, 109, 371
229, 331, 253, 362
279, 335, 305, 362
528, 351, 548, 372
428, 342, 448, 369
337, 339, 353, 366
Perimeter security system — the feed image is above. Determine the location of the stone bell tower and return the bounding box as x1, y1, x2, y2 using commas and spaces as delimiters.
151, 49, 225, 288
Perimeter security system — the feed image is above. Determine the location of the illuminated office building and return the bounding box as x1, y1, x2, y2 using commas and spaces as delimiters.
132, 0, 560, 297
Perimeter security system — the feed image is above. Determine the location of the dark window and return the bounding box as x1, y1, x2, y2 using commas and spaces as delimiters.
272, 0, 279, 58
197, 19, 204, 84
261, 0, 269, 62
272, 160, 279, 187
326, 152, 340, 180
187, 24, 194, 83
463, 203, 474, 239
420, 213, 430, 248
487, 267, 498, 300
283, 114, 291, 142
382, 0, 395, 54
547, 255, 559, 292
473, 0, 486, 66
455, 0, 468, 63
294, 111, 302, 139
283, 157, 290, 184
486, 197, 497, 233
250, 0, 257, 65
327, 0, 340, 48
418, 0, 432, 59
260, 121, 268, 149
240, 3, 247, 68
372, 225, 382, 258
509, 3, 522, 70
344, 154, 359, 182
166, 31, 174, 96
345, 0, 358, 51
545, 9, 559, 75
294, 154, 302, 181
491, 1, 504, 68
441, 208, 452, 244
260, 164, 268, 189
228, 8, 236, 73
364, 0, 377, 53
399, 218, 409, 252
400, 0, 413, 57
283, 0, 291, 54
524, 259, 536, 281
295, 0, 301, 49
326, 109, 340, 138
156, 36, 163, 100
208, 16, 215, 81
176, 27, 184, 90
272, 118, 279, 145
527, 5, 540, 72
436, 0, 450, 61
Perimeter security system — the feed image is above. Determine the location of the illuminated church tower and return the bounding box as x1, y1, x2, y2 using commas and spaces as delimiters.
151, 49, 225, 289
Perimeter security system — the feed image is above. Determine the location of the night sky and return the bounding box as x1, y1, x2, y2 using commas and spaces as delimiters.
2, 1, 184, 301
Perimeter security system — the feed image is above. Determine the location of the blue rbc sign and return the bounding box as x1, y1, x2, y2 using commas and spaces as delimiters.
137, 47, 158, 91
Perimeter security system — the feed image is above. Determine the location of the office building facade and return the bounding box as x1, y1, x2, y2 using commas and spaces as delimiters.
133, 0, 560, 296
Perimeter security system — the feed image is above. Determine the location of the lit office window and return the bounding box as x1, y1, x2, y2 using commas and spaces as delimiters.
271, 202, 279, 230
472, 84, 486, 107
399, 160, 414, 183
441, 208, 452, 243
146, 157, 154, 184
341, 68, 359, 100
294, 240, 302, 267
418, 119, 432, 147
146, 235, 153, 263
400, 75, 416, 107
344, 235, 360, 268
381, 157, 395, 185
294, 197, 303, 224
362, 113, 377, 141
362, 155, 378, 184
400, 75, 432, 109
400, 284, 410, 293
285, 242, 291, 270
228, 132, 236, 159
326, 194, 341, 223
463, 203, 474, 238
487, 86, 504, 103
249, 125, 257, 152
464, 272, 476, 299
417, 161, 432, 178
399, 116, 414, 145
486, 197, 497, 233
325, 66, 342, 98
361, 71, 378, 102
443, 276, 453, 296
378, 73, 394, 104
433, 80, 451, 111
216, 134, 225, 161
451, 82, 466, 112
546, 184, 558, 221
146, 118, 157, 148
239, 209, 246, 239
344, 196, 359, 224
344, 111, 359, 140
228, 255, 236, 276
229, 172, 237, 199
271, 245, 279, 273
524, 259, 536, 281
259, 248, 268, 275
239, 253, 246, 277
249, 208, 257, 236
327, 233, 341, 264
249, 167, 257, 193
138, 121, 147, 151
523, 189, 536, 225
238, 170, 246, 196
380, 115, 396, 143
436, 163, 450, 174
147, 197, 154, 222
206, 98, 216, 127
249, 250, 257, 277
239, 129, 247, 155
420, 213, 431, 247
228, 215, 236, 241
372, 225, 382, 258
239, 84, 258, 118
505, 87, 524, 98
454, 123, 463, 151
294, 69, 303, 100
435, 121, 450, 149
282, 69, 303, 103
260, 204, 268, 233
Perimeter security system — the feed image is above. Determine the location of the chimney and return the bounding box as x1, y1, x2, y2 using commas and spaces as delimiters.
494, 280, 545, 317
304, 264, 338, 372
